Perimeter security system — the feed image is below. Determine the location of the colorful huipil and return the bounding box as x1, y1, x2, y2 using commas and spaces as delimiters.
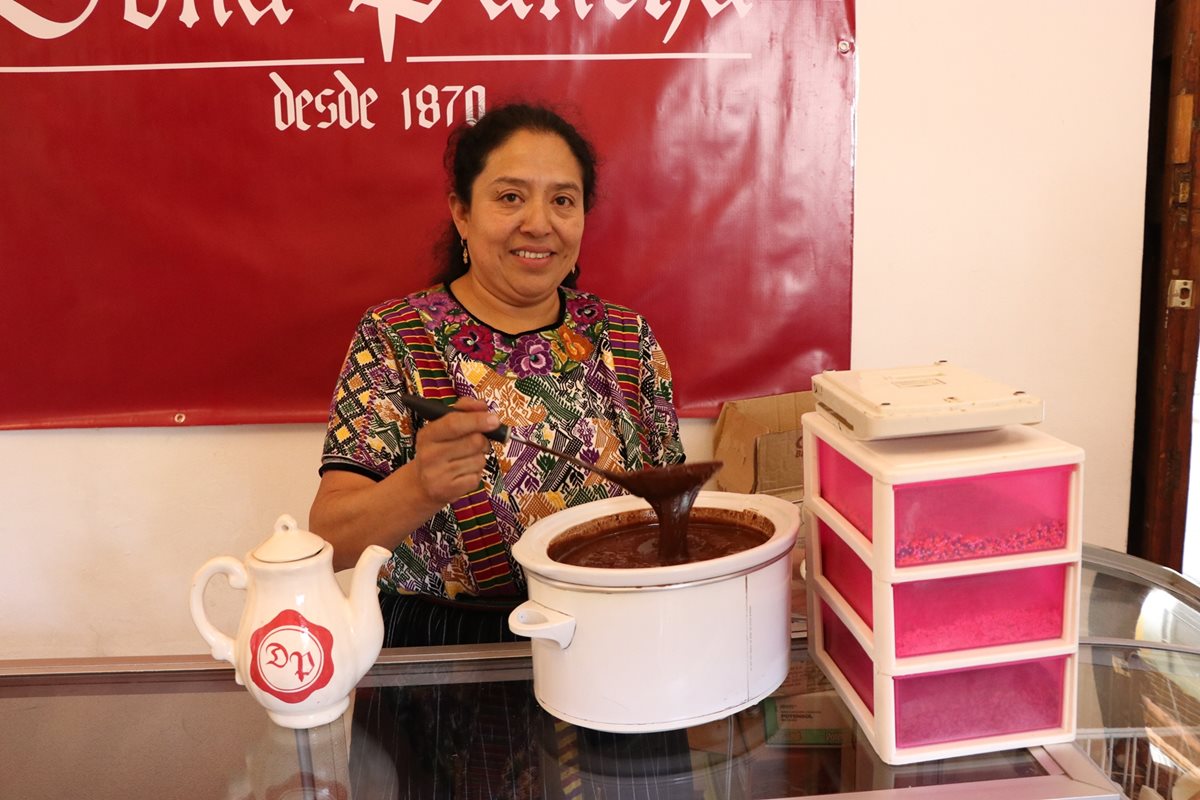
320, 284, 684, 600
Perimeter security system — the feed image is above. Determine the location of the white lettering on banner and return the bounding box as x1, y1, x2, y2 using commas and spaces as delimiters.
270, 70, 378, 131
603, 0, 634, 20
124, 0, 292, 29
400, 85, 485, 129
647, 0, 753, 45
0, 0, 99, 38
478, 0, 528, 19
535, 0, 593, 22
352, 0, 752, 63
477, 0, 597, 21
1, 0, 752, 67
346, 0, 440, 63
0, 0, 292, 36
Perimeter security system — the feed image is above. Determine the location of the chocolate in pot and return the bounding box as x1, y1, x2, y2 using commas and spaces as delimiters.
609, 460, 723, 564
548, 507, 773, 569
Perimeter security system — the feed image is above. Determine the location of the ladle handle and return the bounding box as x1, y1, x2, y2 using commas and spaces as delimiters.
399, 394, 509, 444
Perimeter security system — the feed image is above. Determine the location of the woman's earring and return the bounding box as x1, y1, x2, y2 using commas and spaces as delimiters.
461, 238, 470, 266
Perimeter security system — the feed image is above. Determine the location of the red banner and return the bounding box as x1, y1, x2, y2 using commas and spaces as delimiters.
0, 0, 854, 427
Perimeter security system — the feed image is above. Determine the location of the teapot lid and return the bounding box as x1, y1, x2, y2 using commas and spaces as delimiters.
253, 514, 325, 563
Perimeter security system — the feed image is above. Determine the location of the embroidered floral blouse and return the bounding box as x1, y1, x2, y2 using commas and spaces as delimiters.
320, 284, 684, 598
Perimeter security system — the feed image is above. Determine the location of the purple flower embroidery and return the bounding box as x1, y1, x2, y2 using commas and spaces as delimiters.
567, 296, 604, 327
411, 291, 467, 324
577, 426, 597, 449
510, 336, 553, 376
451, 324, 496, 361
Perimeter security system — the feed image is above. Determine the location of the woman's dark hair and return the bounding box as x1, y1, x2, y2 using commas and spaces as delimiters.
432, 103, 599, 287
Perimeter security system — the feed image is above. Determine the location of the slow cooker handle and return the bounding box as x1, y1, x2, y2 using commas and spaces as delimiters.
508, 601, 577, 649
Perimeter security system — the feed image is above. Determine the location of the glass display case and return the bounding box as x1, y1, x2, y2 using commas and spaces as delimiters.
3, 544, 1199, 799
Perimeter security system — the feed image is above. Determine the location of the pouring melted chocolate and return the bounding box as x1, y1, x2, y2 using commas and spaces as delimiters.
610, 460, 724, 564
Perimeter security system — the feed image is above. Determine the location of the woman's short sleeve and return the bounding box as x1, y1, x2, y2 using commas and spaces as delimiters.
319, 311, 416, 479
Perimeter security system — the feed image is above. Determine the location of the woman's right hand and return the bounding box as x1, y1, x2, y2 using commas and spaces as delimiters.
410, 397, 502, 506
310, 397, 502, 570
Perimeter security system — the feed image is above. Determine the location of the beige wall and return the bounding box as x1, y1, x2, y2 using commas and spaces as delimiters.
0, 0, 1155, 660
851, 0, 1152, 555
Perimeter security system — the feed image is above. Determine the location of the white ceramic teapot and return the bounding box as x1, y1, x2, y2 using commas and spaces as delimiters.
190, 514, 392, 729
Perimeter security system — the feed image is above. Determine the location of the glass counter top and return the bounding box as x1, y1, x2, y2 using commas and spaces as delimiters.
0, 643, 1118, 800
3, 544, 1198, 800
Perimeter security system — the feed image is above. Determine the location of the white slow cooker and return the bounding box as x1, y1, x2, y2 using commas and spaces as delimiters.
509, 491, 799, 733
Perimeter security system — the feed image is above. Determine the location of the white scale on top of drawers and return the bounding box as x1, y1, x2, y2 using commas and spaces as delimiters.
811, 361, 1044, 440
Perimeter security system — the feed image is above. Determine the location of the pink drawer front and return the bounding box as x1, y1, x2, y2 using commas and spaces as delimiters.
817, 438, 873, 538
893, 465, 1073, 567
892, 563, 1068, 657
819, 598, 875, 714
818, 518, 873, 628
893, 655, 1068, 748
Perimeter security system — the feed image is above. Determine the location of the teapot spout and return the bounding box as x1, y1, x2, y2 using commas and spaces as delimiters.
348, 545, 392, 674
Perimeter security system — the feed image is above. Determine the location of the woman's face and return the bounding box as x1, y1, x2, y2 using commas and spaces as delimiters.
450, 129, 585, 309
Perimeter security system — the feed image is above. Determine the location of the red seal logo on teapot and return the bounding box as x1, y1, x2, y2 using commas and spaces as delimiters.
248, 610, 335, 703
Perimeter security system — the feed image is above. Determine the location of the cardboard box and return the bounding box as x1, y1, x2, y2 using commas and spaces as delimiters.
712, 391, 817, 501
762, 690, 854, 747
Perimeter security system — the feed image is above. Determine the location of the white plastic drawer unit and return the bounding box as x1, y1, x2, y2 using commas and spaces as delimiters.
802, 410, 1084, 765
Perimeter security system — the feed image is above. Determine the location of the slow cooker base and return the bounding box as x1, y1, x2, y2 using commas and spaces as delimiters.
532, 677, 787, 734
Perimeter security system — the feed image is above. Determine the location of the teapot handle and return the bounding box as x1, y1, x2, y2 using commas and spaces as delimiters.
189, 556, 247, 664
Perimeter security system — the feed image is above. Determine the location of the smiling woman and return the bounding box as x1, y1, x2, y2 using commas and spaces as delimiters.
308, 102, 686, 648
